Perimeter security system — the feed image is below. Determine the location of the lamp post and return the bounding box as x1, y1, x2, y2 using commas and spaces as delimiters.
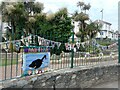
71, 30, 74, 68
100, 9, 103, 21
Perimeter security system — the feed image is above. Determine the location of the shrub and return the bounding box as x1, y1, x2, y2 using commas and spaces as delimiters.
50, 43, 66, 55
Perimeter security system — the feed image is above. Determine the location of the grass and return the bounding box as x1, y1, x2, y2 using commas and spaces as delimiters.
96, 39, 116, 46
0, 59, 19, 66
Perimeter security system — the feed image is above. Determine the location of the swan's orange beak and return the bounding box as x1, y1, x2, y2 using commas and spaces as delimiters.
34, 66, 36, 69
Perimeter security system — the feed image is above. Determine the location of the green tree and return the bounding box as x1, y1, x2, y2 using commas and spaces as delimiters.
34, 8, 74, 55
1, 1, 44, 40
83, 3, 91, 13
77, 1, 85, 12
86, 22, 102, 39
73, 1, 101, 42
2, 2, 27, 40
38, 8, 74, 43
73, 11, 89, 42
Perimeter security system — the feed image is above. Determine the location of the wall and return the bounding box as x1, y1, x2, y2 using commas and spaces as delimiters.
1, 63, 119, 89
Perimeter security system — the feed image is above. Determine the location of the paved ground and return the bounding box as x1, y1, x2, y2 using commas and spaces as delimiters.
91, 80, 119, 88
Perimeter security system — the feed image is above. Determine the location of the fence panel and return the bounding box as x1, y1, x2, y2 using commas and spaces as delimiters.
0, 32, 118, 81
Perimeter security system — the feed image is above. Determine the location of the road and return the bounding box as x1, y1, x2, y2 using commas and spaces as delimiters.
91, 80, 119, 88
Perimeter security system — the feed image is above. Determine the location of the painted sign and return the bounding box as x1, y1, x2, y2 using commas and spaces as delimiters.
22, 52, 50, 76
23, 47, 51, 53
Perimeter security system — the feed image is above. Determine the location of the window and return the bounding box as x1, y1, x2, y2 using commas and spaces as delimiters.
100, 31, 103, 35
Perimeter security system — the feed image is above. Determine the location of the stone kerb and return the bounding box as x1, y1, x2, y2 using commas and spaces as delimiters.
1, 63, 119, 89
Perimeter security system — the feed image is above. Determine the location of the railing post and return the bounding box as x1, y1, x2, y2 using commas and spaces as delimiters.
71, 31, 74, 68
118, 35, 120, 63
11, 22, 14, 79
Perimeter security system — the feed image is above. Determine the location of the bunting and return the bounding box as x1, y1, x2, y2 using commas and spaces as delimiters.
3, 35, 62, 49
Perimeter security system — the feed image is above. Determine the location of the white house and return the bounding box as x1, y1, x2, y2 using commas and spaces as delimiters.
72, 20, 80, 34
95, 20, 118, 40
112, 31, 119, 40
69, 20, 80, 42
70, 19, 118, 41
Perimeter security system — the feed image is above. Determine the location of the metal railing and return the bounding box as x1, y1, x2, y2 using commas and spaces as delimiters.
0, 32, 119, 81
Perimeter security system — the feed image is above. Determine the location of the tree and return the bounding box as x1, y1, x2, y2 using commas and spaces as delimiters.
77, 1, 85, 12
32, 8, 74, 55
38, 8, 74, 43
33, 2, 44, 14
24, 1, 44, 15
1, 2, 27, 40
73, 11, 89, 42
86, 22, 102, 39
1, 1, 44, 40
83, 3, 91, 13
73, 1, 100, 42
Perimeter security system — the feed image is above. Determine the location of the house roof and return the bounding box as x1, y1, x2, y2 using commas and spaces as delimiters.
94, 20, 112, 25
108, 31, 113, 33
100, 30, 107, 31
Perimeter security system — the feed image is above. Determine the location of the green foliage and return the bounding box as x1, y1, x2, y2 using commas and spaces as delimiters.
37, 8, 74, 43
50, 43, 66, 55
2, 37, 5, 42
35, 35, 39, 46
74, 12, 89, 21
2, 2, 28, 40
9, 42, 13, 52
86, 22, 101, 39
96, 39, 116, 46
2, 2, 73, 45
73, 1, 102, 42
77, 44, 86, 52
2, 1, 44, 40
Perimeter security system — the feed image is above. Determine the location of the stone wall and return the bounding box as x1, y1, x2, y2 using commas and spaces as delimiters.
1, 63, 119, 89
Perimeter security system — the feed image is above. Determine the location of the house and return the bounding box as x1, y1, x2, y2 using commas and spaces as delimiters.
1, 22, 8, 41
69, 20, 80, 42
95, 20, 118, 40
70, 19, 118, 42
113, 31, 119, 40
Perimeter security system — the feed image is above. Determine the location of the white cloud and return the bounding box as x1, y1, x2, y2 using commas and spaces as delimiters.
0, 0, 2, 4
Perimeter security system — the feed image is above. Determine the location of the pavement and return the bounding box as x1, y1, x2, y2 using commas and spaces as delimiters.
91, 80, 119, 88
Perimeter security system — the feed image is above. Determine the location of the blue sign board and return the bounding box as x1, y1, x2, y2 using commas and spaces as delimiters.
22, 52, 50, 75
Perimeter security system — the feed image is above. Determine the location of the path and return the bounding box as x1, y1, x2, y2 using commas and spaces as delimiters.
91, 80, 119, 88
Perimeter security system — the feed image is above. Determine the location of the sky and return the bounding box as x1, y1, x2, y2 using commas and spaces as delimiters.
36, 0, 119, 31
0, 0, 119, 31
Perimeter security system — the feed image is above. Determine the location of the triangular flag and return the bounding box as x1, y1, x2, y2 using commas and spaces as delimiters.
55, 42, 61, 49
51, 41, 55, 48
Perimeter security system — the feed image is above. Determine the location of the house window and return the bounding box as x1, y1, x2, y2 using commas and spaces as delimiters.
112, 34, 114, 38
105, 24, 107, 29
100, 31, 103, 35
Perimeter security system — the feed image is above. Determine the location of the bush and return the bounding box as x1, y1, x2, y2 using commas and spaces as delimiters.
9, 42, 14, 52
50, 43, 66, 55
77, 44, 86, 52
2, 37, 5, 42
35, 36, 39, 46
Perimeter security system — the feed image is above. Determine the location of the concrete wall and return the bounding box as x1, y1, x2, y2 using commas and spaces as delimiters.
1, 63, 119, 89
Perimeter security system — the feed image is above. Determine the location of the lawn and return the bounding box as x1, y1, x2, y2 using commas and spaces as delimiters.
96, 39, 117, 46
0, 59, 19, 66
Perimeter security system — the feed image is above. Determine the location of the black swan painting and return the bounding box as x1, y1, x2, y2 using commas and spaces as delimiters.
29, 55, 46, 69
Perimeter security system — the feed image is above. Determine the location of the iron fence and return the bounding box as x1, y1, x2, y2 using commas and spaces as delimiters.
0, 32, 118, 81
